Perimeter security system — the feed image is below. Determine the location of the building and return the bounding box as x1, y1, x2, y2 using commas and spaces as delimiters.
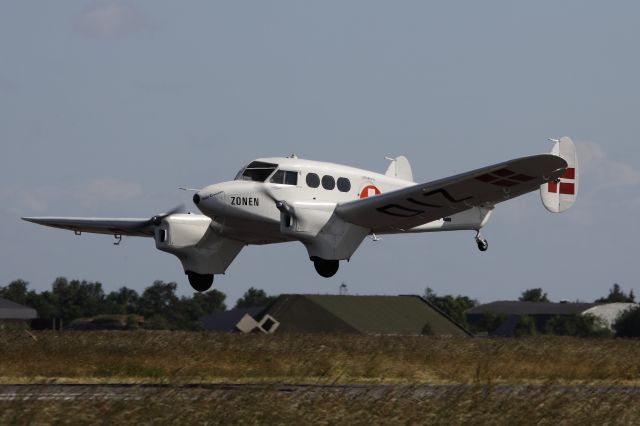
202, 294, 471, 336
466, 301, 637, 335
200, 307, 264, 332
0, 297, 37, 329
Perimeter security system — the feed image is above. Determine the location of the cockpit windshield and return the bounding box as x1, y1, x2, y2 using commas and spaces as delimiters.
234, 161, 278, 182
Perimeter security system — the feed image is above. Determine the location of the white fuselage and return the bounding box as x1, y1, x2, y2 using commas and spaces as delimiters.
194, 156, 491, 247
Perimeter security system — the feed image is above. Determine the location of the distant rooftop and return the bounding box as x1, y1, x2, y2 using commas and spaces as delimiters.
466, 301, 598, 316
258, 294, 471, 336
0, 298, 37, 320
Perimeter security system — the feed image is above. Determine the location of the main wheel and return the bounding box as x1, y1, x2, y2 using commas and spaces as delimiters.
187, 271, 214, 292
476, 238, 488, 252
313, 259, 339, 278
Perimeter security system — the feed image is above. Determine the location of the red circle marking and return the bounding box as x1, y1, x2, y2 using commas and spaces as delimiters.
359, 185, 381, 198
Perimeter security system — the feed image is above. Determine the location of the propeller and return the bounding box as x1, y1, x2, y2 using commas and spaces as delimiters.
135, 204, 186, 231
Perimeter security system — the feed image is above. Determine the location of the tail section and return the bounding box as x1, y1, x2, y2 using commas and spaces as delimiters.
385, 156, 413, 181
540, 136, 578, 213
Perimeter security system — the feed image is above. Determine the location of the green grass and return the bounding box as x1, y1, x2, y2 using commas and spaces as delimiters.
2, 331, 640, 424
2, 331, 640, 384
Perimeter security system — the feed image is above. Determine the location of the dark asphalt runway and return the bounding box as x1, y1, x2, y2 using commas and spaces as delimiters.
1, 383, 640, 401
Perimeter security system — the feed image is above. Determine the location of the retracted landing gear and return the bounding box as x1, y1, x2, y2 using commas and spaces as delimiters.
186, 271, 214, 292
312, 257, 339, 278
475, 231, 488, 252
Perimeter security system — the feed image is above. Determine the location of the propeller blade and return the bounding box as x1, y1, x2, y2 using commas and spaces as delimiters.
134, 204, 186, 230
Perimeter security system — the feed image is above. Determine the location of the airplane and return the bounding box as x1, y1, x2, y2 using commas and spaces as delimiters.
23, 137, 578, 292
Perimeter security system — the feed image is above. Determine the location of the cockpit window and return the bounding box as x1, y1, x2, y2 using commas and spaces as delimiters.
235, 161, 278, 182
270, 170, 298, 185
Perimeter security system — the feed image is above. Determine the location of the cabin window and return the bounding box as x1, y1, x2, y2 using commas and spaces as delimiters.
322, 175, 335, 190
270, 170, 298, 185
284, 171, 298, 185
337, 177, 351, 192
306, 173, 320, 188
235, 161, 278, 182
269, 170, 285, 183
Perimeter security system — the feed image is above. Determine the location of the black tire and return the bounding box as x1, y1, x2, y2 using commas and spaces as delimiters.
477, 239, 488, 252
187, 271, 214, 292
313, 259, 339, 278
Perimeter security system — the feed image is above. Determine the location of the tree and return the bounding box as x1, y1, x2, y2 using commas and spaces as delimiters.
596, 283, 635, 303
175, 290, 227, 330
51, 277, 107, 323
235, 287, 277, 309
423, 287, 477, 327
0, 279, 30, 304
513, 315, 537, 336
105, 287, 140, 314
613, 305, 640, 337
519, 288, 550, 303
139, 281, 179, 322
545, 313, 611, 337
470, 312, 507, 334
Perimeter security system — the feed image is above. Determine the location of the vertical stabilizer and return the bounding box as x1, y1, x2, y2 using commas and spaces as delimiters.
540, 136, 578, 213
385, 156, 413, 182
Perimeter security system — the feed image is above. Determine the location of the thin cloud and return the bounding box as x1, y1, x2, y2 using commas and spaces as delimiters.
577, 141, 640, 188
2, 179, 143, 215
75, 1, 146, 38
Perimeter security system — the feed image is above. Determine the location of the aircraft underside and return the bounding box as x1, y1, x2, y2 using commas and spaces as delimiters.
23, 137, 578, 292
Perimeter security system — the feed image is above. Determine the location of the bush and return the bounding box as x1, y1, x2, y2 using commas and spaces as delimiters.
613, 305, 640, 337
545, 313, 612, 337
513, 315, 537, 337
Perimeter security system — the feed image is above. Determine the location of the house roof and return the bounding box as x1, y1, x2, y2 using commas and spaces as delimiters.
200, 307, 264, 332
466, 301, 598, 316
0, 298, 37, 320
258, 294, 471, 336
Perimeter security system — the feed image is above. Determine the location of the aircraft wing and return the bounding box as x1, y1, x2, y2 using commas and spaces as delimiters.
21, 217, 154, 237
335, 154, 567, 232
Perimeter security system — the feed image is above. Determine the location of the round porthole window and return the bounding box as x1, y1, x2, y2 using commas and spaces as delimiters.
322, 175, 335, 190
337, 177, 351, 192
306, 173, 320, 188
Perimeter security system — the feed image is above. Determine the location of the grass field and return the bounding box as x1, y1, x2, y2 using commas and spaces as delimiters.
2, 331, 640, 424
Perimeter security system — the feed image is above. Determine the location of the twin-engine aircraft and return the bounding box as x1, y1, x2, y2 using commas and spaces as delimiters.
23, 137, 578, 292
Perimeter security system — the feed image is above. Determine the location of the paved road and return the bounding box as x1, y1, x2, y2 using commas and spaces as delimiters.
1, 383, 639, 401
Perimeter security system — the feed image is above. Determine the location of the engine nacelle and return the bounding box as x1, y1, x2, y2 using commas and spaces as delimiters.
154, 214, 244, 276
279, 202, 368, 261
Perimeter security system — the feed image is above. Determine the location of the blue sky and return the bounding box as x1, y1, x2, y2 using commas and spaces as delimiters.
1, 1, 639, 305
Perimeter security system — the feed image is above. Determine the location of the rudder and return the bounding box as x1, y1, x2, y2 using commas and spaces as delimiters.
540, 136, 578, 213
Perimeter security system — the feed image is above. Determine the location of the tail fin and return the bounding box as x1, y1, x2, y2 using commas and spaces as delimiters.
385, 156, 413, 181
540, 136, 578, 213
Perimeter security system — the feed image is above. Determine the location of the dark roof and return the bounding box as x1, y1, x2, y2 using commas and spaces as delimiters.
200, 307, 264, 332
258, 294, 471, 336
0, 298, 37, 320
466, 301, 598, 316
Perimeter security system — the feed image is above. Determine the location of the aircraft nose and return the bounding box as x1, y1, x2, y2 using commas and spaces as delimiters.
193, 187, 225, 215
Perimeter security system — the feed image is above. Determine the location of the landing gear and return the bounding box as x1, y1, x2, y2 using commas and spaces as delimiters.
187, 271, 214, 292
312, 258, 339, 278
475, 232, 488, 252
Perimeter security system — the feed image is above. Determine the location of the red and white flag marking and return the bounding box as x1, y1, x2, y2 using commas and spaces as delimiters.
359, 185, 381, 199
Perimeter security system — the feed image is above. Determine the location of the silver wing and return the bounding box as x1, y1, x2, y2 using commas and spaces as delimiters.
21, 217, 154, 237
336, 154, 567, 232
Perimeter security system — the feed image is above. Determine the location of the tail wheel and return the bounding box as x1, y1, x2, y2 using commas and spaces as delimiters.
313, 258, 339, 278
187, 271, 214, 292
475, 231, 488, 252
